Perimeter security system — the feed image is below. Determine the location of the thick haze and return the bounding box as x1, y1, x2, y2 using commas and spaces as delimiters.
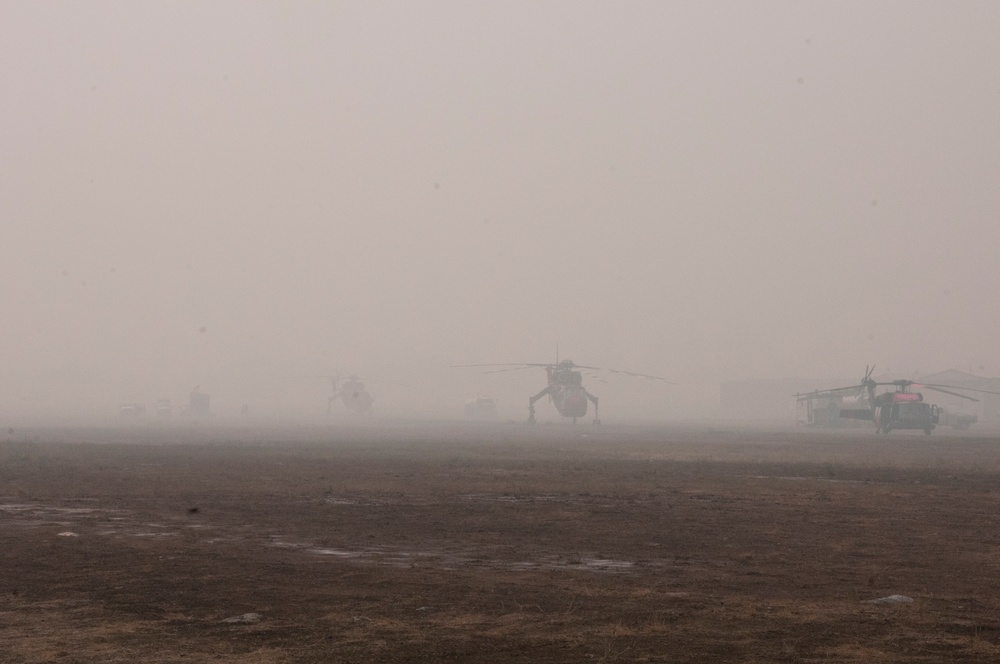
2, 2, 999, 421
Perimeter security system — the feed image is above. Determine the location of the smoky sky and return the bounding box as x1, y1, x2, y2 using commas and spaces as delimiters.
2, 2, 999, 420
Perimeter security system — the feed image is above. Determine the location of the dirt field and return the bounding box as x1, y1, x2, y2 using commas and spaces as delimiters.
3, 421, 1000, 663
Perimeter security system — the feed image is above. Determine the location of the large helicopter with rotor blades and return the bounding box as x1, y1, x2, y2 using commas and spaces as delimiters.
454, 352, 671, 424
795, 365, 1000, 434
322, 374, 375, 415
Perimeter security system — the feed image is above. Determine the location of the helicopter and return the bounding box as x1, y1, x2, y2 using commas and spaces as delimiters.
454, 358, 671, 424
796, 365, 1000, 434
323, 374, 375, 415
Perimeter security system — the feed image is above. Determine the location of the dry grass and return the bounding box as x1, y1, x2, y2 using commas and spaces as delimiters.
3, 422, 1000, 662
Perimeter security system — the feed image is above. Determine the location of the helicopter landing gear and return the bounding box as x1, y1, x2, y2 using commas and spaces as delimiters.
586, 390, 600, 425
528, 386, 553, 424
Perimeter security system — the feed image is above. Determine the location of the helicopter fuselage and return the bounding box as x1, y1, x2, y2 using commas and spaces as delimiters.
546, 367, 589, 418
872, 392, 938, 434
525, 362, 600, 423
329, 378, 374, 414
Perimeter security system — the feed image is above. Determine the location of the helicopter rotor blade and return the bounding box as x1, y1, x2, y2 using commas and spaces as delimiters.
567, 364, 672, 382
794, 384, 866, 400
454, 362, 674, 383
601, 368, 673, 382
921, 386, 980, 402
482, 366, 542, 374
872, 380, 917, 388
865, 379, 1000, 400
451, 363, 551, 369
918, 383, 1000, 397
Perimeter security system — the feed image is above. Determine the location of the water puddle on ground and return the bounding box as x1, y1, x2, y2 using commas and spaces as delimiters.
310, 548, 364, 557
0, 501, 185, 539
295, 540, 640, 574
460, 493, 567, 504
749, 475, 866, 484
0, 502, 131, 528
505, 557, 636, 573
3, 501, 649, 575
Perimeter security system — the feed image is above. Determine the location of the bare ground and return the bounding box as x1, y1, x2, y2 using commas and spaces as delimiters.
3, 422, 1000, 662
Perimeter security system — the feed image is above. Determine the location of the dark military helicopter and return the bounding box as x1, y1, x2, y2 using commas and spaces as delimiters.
454, 358, 670, 424
323, 374, 375, 415
796, 365, 1000, 434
